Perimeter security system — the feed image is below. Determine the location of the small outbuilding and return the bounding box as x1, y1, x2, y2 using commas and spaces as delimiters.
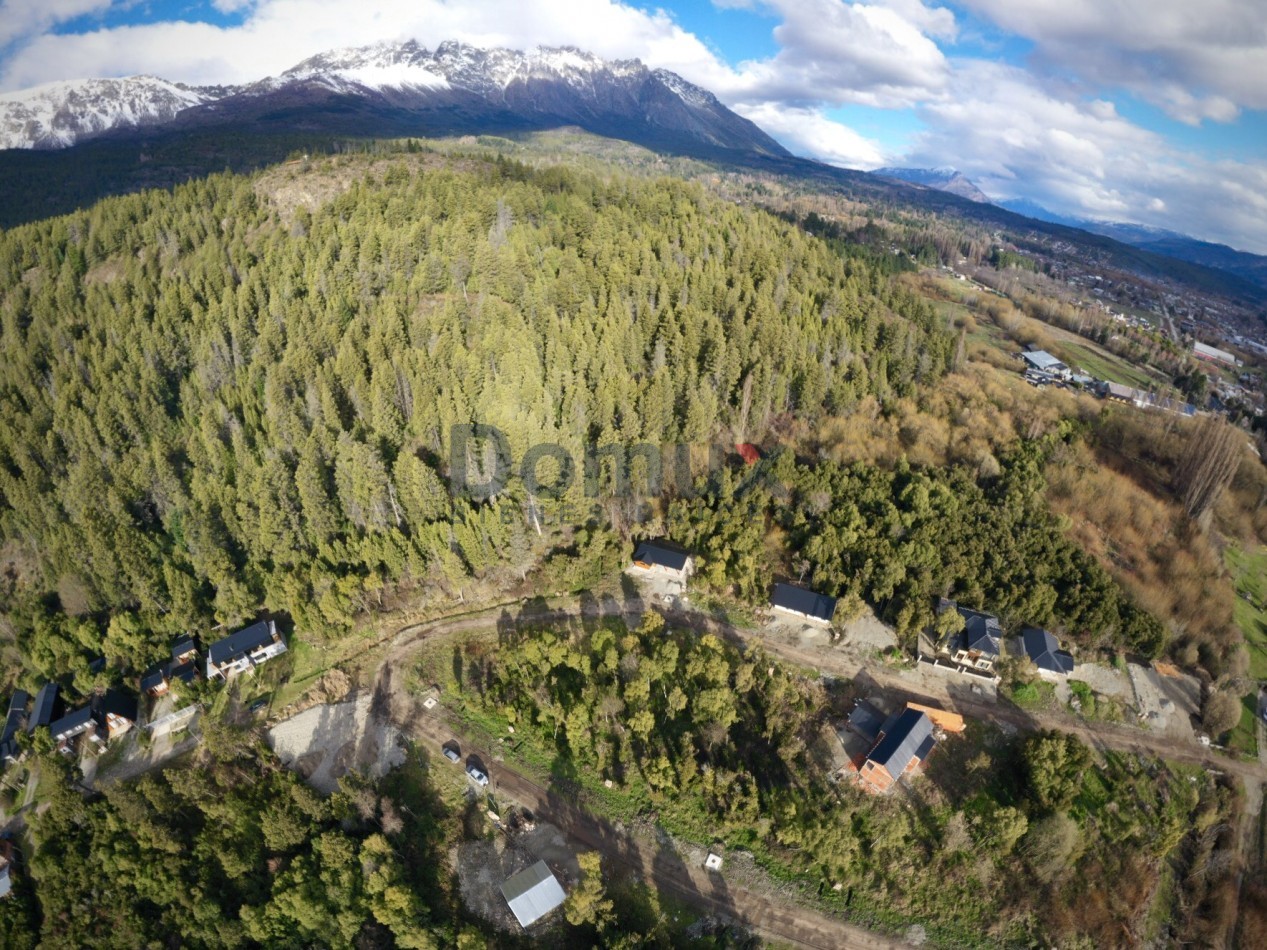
770, 582, 837, 624
500, 860, 567, 929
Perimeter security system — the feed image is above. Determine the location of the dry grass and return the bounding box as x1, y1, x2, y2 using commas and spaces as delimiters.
1047, 440, 1242, 674
803, 365, 1100, 472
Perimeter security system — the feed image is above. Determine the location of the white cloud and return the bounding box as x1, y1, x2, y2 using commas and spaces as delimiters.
0, 0, 111, 49
906, 61, 1267, 252
957, 0, 1267, 122
735, 101, 887, 167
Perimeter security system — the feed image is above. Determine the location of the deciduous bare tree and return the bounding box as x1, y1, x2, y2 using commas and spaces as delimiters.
1174, 417, 1243, 523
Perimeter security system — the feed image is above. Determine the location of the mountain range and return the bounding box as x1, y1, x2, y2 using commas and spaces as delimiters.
0, 40, 786, 158
0, 39, 1263, 306
998, 198, 1267, 292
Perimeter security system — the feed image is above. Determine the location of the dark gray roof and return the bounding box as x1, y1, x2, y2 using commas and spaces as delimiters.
171, 637, 197, 661
501, 860, 566, 928
0, 690, 29, 763
28, 683, 59, 733
169, 661, 198, 685
1, 691, 28, 741
96, 689, 137, 723
48, 704, 94, 739
867, 708, 934, 780
847, 701, 888, 743
632, 540, 690, 572
208, 620, 277, 666
140, 664, 168, 693
771, 583, 837, 622
943, 602, 1001, 657
1019, 628, 1075, 674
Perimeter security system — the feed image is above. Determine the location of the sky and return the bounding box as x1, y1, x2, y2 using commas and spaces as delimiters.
1, 0, 1265, 253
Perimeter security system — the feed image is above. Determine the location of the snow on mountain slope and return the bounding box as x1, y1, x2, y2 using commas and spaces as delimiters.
0, 76, 221, 150
0, 40, 789, 157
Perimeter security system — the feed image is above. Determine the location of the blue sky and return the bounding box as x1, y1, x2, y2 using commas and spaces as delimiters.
2, 0, 1265, 252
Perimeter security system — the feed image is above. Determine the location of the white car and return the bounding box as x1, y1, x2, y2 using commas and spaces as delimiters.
443, 745, 461, 764
466, 765, 490, 786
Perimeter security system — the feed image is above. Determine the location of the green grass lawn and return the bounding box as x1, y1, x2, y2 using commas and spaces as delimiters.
1054, 339, 1158, 388
1227, 692, 1260, 758
1226, 543, 1267, 681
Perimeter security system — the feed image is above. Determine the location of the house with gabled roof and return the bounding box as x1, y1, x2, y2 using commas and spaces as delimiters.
1015, 627, 1075, 679
171, 637, 198, 666
47, 689, 137, 755
770, 582, 837, 624
937, 598, 1002, 673
206, 620, 287, 681
629, 540, 694, 584
141, 663, 170, 698
857, 707, 935, 793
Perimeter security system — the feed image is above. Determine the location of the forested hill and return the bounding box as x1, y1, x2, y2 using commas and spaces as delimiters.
0, 151, 953, 684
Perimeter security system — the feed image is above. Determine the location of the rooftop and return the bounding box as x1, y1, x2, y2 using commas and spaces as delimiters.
208, 620, 278, 666
632, 539, 690, 572
866, 708, 934, 781
501, 860, 567, 928
770, 582, 837, 622
1018, 627, 1075, 675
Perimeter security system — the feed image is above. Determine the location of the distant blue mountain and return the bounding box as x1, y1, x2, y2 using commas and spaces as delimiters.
997, 198, 1267, 292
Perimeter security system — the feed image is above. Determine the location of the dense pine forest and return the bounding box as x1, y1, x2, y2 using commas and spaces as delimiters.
0, 152, 953, 686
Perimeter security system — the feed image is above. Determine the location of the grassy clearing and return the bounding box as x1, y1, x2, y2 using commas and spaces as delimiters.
1227, 543, 1267, 681
1227, 693, 1260, 759
1056, 339, 1157, 388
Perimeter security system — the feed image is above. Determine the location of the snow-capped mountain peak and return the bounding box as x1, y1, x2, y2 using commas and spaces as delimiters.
0, 40, 790, 158
0, 75, 221, 149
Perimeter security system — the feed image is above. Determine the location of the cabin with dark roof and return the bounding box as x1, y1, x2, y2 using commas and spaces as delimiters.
857, 707, 935, 793
1015, 628, 1075, 679
937, 599, 1002, 672
141, 664, 170, 698
27, 683, 60, 735
94, 690, 137, 743
171, 637, 198, 666
770, 582, 837, 624
0, 691, 29, 766
48, 705, 96, 752
206, 620, 287, 681
629, 540, 694, 583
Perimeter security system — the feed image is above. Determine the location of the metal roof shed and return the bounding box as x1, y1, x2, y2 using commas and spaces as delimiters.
501, 860, 566, 928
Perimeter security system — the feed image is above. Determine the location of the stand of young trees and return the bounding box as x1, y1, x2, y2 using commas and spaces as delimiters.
668, 432, 1168, 656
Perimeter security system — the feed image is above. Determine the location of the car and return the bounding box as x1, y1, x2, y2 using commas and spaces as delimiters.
443, 745, 461, 764
466, 764, 490, 786
249, 699, 268, 713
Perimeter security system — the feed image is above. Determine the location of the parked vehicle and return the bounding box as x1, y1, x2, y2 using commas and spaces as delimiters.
443, 744, 461, 764
466, 764, 489, 786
